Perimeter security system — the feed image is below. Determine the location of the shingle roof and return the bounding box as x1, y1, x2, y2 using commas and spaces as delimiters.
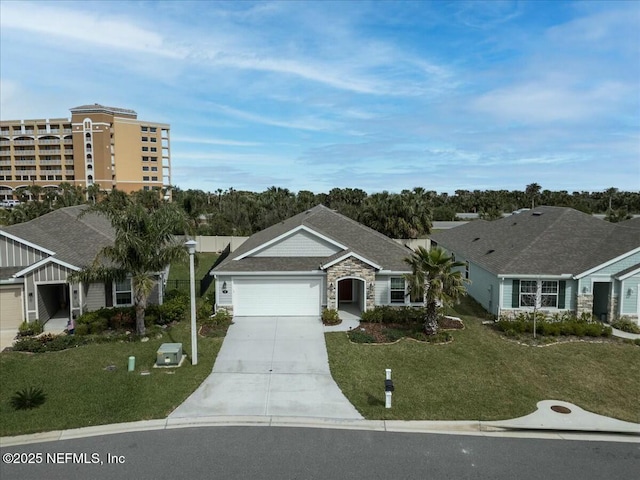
2, 205, 114, 269
213, 204, 412, 273
0, 267, 22, 278
614, 263, 640, 279
215, 257, 328, 272
620, 216, 640, 229
430, 206, 640, 276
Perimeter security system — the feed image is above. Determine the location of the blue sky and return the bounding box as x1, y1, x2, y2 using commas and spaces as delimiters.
1, 0, 638, 194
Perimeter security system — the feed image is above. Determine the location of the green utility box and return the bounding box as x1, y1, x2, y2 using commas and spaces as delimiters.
156, 343, 183, 366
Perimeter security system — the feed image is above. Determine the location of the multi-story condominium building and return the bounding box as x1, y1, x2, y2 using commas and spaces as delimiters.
0, 104, 171, 200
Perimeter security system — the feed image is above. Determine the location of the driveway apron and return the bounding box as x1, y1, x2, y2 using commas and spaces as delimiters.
169, 316, 363, 419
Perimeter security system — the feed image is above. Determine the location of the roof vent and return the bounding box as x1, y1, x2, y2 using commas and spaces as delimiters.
532, 211, 543, 216
486, 249, 495, 254
472, 237, 480, 242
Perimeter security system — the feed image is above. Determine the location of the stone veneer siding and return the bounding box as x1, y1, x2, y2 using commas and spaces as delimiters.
326, 257, 376, 311
576, 294, 594, 318
609, 295, 619, 322
217, 305, 234, 316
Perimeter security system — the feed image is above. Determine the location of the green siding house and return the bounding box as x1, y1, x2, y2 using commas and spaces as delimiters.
430, 207, 640, 324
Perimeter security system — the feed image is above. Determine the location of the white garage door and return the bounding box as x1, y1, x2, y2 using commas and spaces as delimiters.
233, 277, 321, 316
0, 287, 24, 329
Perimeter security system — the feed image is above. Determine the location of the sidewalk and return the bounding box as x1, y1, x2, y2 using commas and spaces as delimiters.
2, 400, 638, 447
610, 326, 640, 340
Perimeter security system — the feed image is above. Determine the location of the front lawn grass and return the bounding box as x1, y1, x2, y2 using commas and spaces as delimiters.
326, 301, 640, 423
0, 321, 222, 437
168, 252, 219, 283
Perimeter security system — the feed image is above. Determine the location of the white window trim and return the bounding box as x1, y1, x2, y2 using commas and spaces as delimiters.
390, 276, 405, 304
114, 278, 133, 306
519, 279, 559, 309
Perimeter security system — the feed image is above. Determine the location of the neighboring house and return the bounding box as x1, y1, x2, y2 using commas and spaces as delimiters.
210, 205, 418, 316
430, 206, 640, 324
0, 205, 165, 330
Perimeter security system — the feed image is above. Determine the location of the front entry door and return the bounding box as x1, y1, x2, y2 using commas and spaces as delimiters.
338, 279, 353, 302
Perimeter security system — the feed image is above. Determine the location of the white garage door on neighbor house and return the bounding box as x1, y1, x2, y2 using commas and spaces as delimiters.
233, 277, 321, 316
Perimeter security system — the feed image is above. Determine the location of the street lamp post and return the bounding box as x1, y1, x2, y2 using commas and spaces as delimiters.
185, 239, 198, 365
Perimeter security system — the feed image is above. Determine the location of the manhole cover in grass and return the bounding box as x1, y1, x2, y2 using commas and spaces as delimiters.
551, 405, 572, 414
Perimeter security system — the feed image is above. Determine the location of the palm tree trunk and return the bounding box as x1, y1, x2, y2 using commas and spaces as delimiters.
422, 278, 439, 335
135, 294, 147, 336
424, 301, 439, 335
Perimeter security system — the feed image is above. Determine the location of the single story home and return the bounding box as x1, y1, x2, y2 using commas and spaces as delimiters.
430, 206, 640, 323
210, 204, 418, 316
0, 205, 165, 330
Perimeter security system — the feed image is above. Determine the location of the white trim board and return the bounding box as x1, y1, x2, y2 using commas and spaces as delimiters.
321, 251, 381, 270
235, 225, 347, 260
1, 230, 55, 256
213, 270, 325, 276
13, 257, 80, 278
616, 267, 640, 281
575, 247, 640, 279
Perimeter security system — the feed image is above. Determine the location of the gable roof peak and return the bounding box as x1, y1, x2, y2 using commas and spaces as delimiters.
213, 203, 413, 272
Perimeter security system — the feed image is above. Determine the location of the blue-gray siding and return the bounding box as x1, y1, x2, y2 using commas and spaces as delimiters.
620, 275, 639, 317
578, 251, 640, 292
253, 230, 341, 257
0, 235, 48, 268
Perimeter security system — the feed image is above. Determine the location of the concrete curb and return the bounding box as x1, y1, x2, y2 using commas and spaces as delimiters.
2, 415, 639, 447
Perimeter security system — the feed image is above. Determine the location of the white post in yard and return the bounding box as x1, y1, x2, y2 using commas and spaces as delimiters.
185, 239, 198, 366
385, 368, 392, 409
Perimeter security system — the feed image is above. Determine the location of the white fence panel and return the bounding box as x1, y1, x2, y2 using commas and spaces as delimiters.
193, 236, 431, 253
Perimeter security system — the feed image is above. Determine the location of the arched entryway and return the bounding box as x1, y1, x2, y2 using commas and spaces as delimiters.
337, 277, 365, 318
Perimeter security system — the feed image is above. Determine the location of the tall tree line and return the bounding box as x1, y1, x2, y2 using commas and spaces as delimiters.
2, 183, 638, 237
172, 184, 639, 237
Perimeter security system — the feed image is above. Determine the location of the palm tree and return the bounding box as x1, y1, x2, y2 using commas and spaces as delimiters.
72, 200, 189, 336
85, 183, 103, 205
404, 247, 468, 335
525, 183, 541, 209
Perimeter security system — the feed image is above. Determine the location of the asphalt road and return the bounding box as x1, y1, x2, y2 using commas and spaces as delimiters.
1, 427, 638, 480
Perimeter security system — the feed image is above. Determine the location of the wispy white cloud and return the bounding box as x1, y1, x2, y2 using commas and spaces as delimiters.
172, 136, 262, 147
453, 0, 523, 29
0, 2, 184, 58
175, 151, 292, 168
547, 3, 640, 49
472, 80, 632, 123
1, 1, 637, 194
208, 103, 339, 132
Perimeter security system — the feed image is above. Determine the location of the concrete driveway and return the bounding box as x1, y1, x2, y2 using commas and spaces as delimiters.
170, 316, 362, 420
0, 329, 17, 351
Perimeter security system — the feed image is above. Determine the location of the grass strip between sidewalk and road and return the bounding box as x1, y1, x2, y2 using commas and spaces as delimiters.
326, 299, 640, 423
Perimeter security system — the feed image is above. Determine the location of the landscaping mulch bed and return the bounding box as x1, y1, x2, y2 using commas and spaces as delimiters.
439, 316, 465, 330
350, 316, 464, 344
356, 322, 410, 343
